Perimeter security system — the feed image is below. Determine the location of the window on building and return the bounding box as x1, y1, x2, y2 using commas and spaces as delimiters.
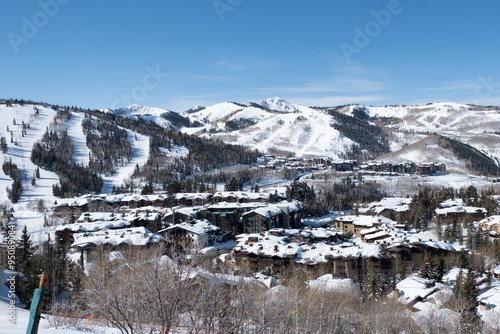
251, 216, 259, 234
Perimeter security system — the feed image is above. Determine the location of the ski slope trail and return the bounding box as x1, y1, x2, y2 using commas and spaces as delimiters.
0, 104, 60, 238
66, 112, 91, 166
100, 129, 149, 194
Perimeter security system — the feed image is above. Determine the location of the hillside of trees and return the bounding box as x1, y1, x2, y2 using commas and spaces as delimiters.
31, 109, 103, 197
81, 114, 133, 175
2, 159, 23, 203
437, 135, 500, 176
321, 106, 391, 160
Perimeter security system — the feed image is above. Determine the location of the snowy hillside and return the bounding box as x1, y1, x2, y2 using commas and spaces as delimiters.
363, 103, 500, 169
104, 104, 174, 128
258, 97, 297, 112
91, 97, 492, 173
180, 98, 356, 159
80, 99, 500, 175
0, 103, 60, 211
175, 99, 500, 172
0, 103, 156, 241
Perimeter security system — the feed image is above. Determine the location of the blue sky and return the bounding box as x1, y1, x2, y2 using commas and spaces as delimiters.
1, 0, 500, 111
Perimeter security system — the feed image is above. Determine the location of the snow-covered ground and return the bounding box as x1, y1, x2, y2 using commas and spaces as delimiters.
0, 267, 113, 334
66, 112, 91, 166
306, 170, 500, 196
103, 104, 173, 128
100, 129, 149, 194
179, 98, 356, 159
0, 104, 60, 238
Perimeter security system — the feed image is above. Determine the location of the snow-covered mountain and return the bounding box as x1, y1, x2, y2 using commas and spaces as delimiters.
362, 103, 500, 169
257, 97, 297, 112
0, 103, 60, 206
174, 99, 500, 173
104, 104, 177, 128
179, 98, 356, 159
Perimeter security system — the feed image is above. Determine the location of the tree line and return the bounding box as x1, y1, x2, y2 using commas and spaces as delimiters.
81, 113, 133, 175
320, 106, 391, 160
2, 159, 23, 203
31, 110, 103, 197
81, 246, 422, 334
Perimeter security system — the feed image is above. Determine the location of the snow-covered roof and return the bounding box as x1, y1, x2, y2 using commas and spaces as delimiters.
71, 226, 166, 249
160, 219, 219, 235
213, 191, 270, 200
235, 232, 383, 264
336, 215, 386, 227
394, 276, 440, 305
359, 227, 379, 236
208, 201, 268, 210
364, 231, 391, 241
478, 284, 500, 309
435, 206, 487, 215
165, 206, 199, 217
245, 205, 284, 218
76, 210, 161, 223
56, 219, 131, 233
301, 212, 339, 228
307, 274, 361, 295
360, 197, 412, 214
175, 193, 212, 200
480, 216, 500, 228
241, 201, 301, 218
440, 198, 465, 207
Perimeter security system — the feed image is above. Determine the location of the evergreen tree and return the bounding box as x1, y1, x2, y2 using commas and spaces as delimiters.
419, 255, 436, 280
16, 226, 33, 274
0, 136, 7, 153
224, 176, 240, 192
141, 179, 154, 195
16, 226, 38, 307
458, 250, 469, 269
436, 254, 446, 282
459, 269, 481, 333
436, 219, 442, 241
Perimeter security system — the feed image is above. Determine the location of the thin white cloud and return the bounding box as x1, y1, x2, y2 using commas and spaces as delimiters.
169, 94, 228, 111
424, 80, 479, 91
213, 59, 246, 71
213, 60, 230, 66
259, 79, 384, 95
259, 60, 389, 95
460, 96, 500, 106
289, 95, 387, 107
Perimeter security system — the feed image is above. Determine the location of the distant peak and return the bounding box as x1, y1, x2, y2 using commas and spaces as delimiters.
185, 105, 206, 113
258, 97, 296, 112
106, 104, 171, 116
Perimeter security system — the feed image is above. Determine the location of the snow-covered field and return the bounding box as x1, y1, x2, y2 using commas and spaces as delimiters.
105, 99, 500, 171
66, 112, 91, 166
100, 129, 149, 194
179, 98, 356, 159
0, 104, 60, 239
0, 267, 112, 334
305, 169, 500, 196
0, 104, 153, 242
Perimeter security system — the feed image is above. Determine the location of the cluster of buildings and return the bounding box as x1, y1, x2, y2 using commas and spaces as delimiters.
232, 215, 462, 280
51, 189, 499, 281
54, 191, 276, 216
334, 160, 446, 176
257, 155, 447, 177
53, 191, 303, 264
